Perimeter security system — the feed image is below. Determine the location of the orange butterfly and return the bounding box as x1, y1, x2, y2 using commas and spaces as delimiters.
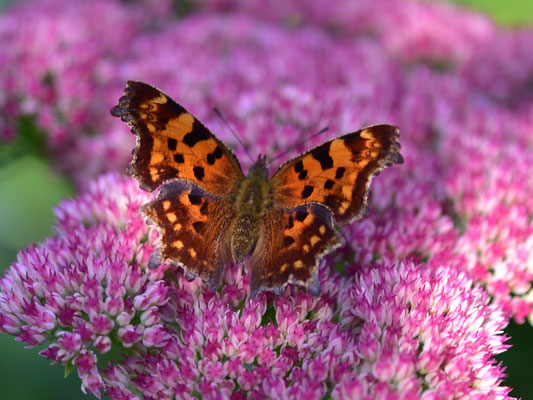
111, 81, 403, 297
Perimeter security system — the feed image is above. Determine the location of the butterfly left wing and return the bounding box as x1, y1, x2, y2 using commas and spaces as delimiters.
249, 203, 344, 297
141, 181, 236, 288
270, 125, 403, 225
111, 81, 245, 196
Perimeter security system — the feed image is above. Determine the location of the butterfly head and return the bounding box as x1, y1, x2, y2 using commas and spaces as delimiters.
248, 154, 269, 180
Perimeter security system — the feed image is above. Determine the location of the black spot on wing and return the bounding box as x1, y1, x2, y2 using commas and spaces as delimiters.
312, 142, 333, 170
298, 170, 308, 180
213, 146, 223, 159
183, 120, 209, 147
192, 221, 205, 233
301, 185, 314, 199
199, 201, 209, 215
174, 153, 184, 163
283, 236, 295, 247
295, 210, 308, 222
287, 215, 294, 229
206, 146, 224, 165
193, 166, 205, 180
294, 160, 304, 173
188, 193, 202, 205
335, 167, 346, 179
167, 138, 177, 151
324, 179, 334, 189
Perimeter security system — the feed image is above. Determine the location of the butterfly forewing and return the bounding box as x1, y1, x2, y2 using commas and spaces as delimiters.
111, 81, 245, 196
270, 125, 404, 225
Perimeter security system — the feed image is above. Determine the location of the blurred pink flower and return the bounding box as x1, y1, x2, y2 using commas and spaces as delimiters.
2, 0, 529, 185
0, 0, 167, 184
439, 110, 533, 324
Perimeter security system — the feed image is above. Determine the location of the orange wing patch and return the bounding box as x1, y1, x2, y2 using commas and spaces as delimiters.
249, 203, 344, 297
141, 181, 236, 289
111, 81, 244, 197
270, 125, 403, 225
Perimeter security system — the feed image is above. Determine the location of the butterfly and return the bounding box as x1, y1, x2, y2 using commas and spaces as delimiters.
111, 81, 403, 297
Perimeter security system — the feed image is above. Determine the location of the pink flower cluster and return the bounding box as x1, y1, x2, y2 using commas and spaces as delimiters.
0, 175, 164, 394
1, 0, 533, 397
0, 0, 173, 184
0, 174, 511, 399
441, 110, 533, 324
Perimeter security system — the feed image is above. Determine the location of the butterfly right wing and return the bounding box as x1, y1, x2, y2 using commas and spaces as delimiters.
249, 203, 344, 297
270, 125, 403, 225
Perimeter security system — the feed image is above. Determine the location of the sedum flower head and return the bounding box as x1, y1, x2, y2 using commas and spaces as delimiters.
0, 174, 512, 399
0, 175, 164, 396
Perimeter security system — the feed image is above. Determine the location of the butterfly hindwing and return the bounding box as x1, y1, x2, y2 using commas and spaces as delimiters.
249, 203, 344, 297
111, 81, 244, 196
141, 181, 236, 288
270, 125, 404, 225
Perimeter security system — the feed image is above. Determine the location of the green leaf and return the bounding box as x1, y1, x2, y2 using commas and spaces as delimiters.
64, 360, 74, 378
0, 115, 48, 168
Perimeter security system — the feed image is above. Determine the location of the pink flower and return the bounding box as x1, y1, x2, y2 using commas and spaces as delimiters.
0, 174, 513, 398
0, 0, 510, 187
0, 174, 170, 397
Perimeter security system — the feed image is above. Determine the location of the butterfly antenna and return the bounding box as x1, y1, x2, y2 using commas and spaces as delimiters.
267, 126, 329, 165
213, 107, 255, 163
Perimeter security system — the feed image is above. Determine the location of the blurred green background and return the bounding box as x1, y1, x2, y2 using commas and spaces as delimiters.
0, 0, 532, 399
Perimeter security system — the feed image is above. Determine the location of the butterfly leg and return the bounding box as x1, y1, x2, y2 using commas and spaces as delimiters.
184, 271, 197, 282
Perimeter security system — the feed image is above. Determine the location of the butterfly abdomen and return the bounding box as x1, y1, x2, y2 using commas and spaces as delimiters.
230, 211, 259, 264
230, 158, 273, 264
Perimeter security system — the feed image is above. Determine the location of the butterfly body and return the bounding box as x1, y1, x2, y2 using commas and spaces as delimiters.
111, 81, 403, 297
233, 155, 270, 214
230, 157, 268, 263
